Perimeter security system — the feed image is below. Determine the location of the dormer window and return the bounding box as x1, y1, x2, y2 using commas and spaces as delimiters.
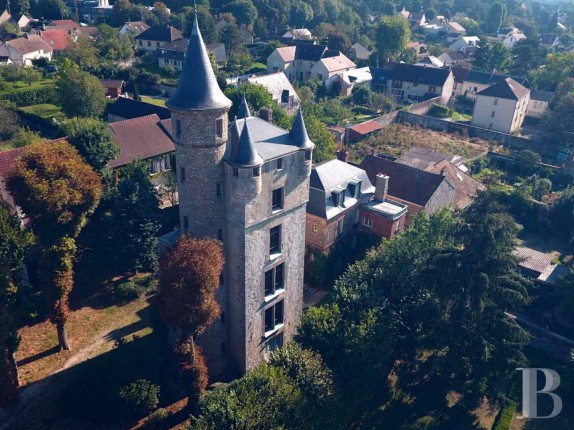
253, 167, 261, 177
332, 189, 345, 207
348, 179, 361, 198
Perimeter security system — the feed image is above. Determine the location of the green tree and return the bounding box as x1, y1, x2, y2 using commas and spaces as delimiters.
224, 0, 258, 26
557, 270, 574, 318
305, 114, 336, 163
31, 0, 69, 19
550, 186, 574, 248
352, 83, 373, 106
190, 365, 301, 430
62, 34, 99, 67
531, 52, 574, 91
224, 83, 273, 119
112, 0, 134, 26
219, 23, 244, 56
542, 94, 574, 148
484, 2, 507, 33
0, 205, 32, 408
63, 118, 120, 172
57, 68, 107, 118
474, 41, 511, 72
152, 1, 170, 25
376, 15, 411, 62
0, 105, 20, 141
8, 141, 102, 350
289, 0, 314, 27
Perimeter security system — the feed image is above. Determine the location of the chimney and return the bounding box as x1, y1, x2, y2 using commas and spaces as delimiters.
375, 174, 389, 202
336, 147, 348, 163
259, 107, 273, 122
373, 147, 379, 157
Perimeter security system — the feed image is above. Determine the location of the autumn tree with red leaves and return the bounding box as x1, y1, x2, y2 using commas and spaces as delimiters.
158, 237, 223, 402
8, 141, 102, 351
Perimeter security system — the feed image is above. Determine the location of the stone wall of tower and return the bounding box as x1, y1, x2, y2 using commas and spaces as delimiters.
225, 149, 311, 373
171, 107, 230, 376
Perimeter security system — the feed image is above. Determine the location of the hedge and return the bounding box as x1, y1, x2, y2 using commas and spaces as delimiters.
493, 402, 516, 430
0, 85, 57, 107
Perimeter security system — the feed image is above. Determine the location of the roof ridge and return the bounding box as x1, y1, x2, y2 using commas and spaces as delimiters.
109, 113, 161, 126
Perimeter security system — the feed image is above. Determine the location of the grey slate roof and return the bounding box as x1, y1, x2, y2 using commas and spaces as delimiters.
477, 77, 530, 100
227, 117, 302, 163
135, 24, 182, 42
227, 119, 263, 167
371, 63, 451, 87
308, 159, 374, 219
290, 108, 314, 149
166, 15, 231, 111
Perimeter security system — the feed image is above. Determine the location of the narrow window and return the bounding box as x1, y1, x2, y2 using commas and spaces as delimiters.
233, 167, 239, 177
219, 273, 224, 285
270, 225, 281, 255
491, 111, 495, 117
183, 216, 189, 231
305, 150, 311, 161
216, 181, 223, 198
363, 217, 372, 227
253, 167, 261, 177
175, 119, 181, 138
221, 312, 225, 323
353, 210, 359, 226
336, 219, 344, 237
312, 224, 318, 233
272, 188, 284, 211
494, 98, 498, 105
221, 342, 226, 353
265, 332, 283, 352
274, 300, 284, 326
264, 263, 285, 297
263, 300, 284, 333
147, 41, 151, 47
216, 118, 223, 138
276, 157, 283, 170
180, 167, 186, 182
217, 228, 223, 241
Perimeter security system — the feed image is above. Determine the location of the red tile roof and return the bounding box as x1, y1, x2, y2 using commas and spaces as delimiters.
100, 79, 124, 89
350, 121, 382, 136
49, 20, 80, 31
40, 29, 72, 51
0, 147, 24, 180
7, 34, 52, 55
109, 115, 174, 168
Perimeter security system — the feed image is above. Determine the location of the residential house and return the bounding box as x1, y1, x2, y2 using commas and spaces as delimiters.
47, 19, 81, 32
421, 24, 443, 36
0, 9, 10, 25
325, 66, 372, 96
0, 44, 12, 65
371, 63, 454, 104
444, 21, 466, 38
348, 121, 382, 143
415, 56, 445, 68
240, 27, 254, 44
267, 43, 356, 84
119, 21, 150, 37
408, 13, 426, 29
350, 42, 371, 61
108, 114, 174, 175
15, 14, 31, 31
451, 67, 529, 100
100, 79, 124, 99
135, 24, 182, 52
306, 159, 375, 252
502, 29, 527, 50
438, 50, 471, 66
328, 127, 346, 144
497, 27, 516, 38
1, 34, 53, 67
358, 173, 408, 239
39, 29, 72, 53
449, 36, 480, 52
158, 38, 226, 70
106, 97, 171, 122
246, 72, 301, 113
527, 90, 554, 118
283, 28, 314, 40
360, 154, 456, 225
514, 246, 570, 285
471, 77, 530, 133
408, 41, 428, 59
430, 16, 447, 25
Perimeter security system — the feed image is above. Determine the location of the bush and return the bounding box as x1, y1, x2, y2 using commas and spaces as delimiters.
115, 280, 141, 301
427, 103, 450, 118
493, 402, 516, 430
145, 408, 171, 428
118, 379, 160, 418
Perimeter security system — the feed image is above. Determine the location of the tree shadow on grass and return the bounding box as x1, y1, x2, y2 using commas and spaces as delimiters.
17, 346, 60, 367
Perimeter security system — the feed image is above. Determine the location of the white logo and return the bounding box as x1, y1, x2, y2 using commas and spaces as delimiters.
517, 368, 563, 419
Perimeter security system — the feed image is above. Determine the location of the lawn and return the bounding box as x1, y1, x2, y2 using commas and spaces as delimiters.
141, 96, 167, 107
451, 111, 472, 122
19, 103, 65, 120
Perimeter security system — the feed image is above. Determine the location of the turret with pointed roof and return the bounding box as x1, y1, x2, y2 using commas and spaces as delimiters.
237, 94, 251, 119
228, 119, 263, 167
290, 107, 314, 149
166, 14, 231, 111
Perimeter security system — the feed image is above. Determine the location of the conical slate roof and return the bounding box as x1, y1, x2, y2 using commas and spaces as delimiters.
237, 94, 251, 119
290, 107, 314, 149
166, 14, 231, 111
227, 116, 240, 159
228, 119, 263, 167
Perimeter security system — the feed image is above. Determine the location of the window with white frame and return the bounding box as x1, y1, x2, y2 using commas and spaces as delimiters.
363, 217, 372, 227
264, 263, 284, 297
264, 300, 284, 333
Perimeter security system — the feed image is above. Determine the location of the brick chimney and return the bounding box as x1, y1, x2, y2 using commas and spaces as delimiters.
375, 173, 389, 202
259, 107, 273, 122
336, 147, 348, 163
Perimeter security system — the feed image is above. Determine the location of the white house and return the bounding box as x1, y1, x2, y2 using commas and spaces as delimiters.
119, 21, 150, 37
325, 66, 372, 95
134, 25, 182, 52
527, 90, 554, 118
1, 35, 53, 67
472, 77, 530, 133
450, 36, 480, 51
350, 42, 372, 61
502, 29, 527, 50
246, 72, 301, 113
267, 44, 356, 83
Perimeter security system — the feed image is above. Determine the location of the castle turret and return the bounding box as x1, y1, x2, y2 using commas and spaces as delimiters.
237, 94, 251, 119
290, 107, 314, 177
227, 119, 263, 197
167, 13, 232, 239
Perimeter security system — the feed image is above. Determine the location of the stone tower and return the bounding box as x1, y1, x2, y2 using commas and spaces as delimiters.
167, 14, 313, 375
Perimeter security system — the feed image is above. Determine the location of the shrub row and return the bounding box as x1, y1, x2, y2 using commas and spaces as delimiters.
0, 85, 57, 107
493, 402, 516, 430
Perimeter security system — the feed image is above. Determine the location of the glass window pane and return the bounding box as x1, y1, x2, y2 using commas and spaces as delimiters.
265, 307, 274, 332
